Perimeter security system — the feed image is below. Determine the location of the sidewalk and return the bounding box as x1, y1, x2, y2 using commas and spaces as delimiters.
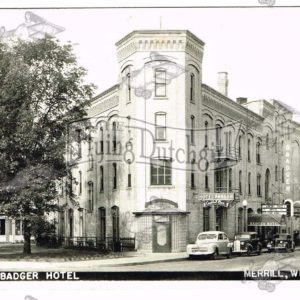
0, 251, 187, 271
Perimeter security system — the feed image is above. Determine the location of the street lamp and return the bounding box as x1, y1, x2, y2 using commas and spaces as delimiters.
243, 199, 248, 232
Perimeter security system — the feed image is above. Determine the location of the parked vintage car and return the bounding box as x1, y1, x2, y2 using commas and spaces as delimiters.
266, 234, 279, 253
187, 231, 232, 259
274, 234, 295, 252
229, 232, 262, 256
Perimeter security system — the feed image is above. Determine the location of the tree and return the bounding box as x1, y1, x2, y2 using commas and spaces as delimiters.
0, 37, 95, 254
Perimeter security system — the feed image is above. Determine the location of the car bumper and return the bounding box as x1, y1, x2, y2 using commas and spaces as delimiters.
187, 248, 214, 256
232, 250, 247, 254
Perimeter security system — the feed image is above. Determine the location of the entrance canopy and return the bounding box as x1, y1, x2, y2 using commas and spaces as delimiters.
248, 214, 286, 227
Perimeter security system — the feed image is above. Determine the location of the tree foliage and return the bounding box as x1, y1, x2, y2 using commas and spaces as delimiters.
0, 37, 95, 253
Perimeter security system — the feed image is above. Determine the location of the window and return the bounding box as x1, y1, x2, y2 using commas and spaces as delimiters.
247, 138, 251, 162
266, 133, 269, 150
191, 116, 195, 144
205, 173, 209, 191
238, 135, 242, 159
281, 141, 284, 154
190, 73, 195, 102
256, 142, 261, 164
203, 207, 210, 231
76, 129, 82, 158
127, 159, 132, 188
248, 172, 251, 195
150, 159, 172, 185
155, 113, 166, 141
282, 168, 285, 183
204, 121, 208, 148
228, 131, 232, 155
126, 73, 131, 103
229, 168, 232, 192
99, 207, 106, 240
216, 125, 222, 146
111, 206, 120, 241
100, 127, 104, 154
191, 160, 195, 189
155, 69, 166, 97
112, 122, 117, 153
113, 163, 117, 189
257, 174, 261, 197
275, 165, 278, 181
265, 169, 270, 200
79, 171, 82, 195
100, 166, 104, 192
88, 182, 94, 212
239, 171, 242, 194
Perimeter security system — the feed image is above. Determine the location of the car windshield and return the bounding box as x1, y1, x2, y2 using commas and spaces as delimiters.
235, 234, 250, 240
198, 234, 217, 240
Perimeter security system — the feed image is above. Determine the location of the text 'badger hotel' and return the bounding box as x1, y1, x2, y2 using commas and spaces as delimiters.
58, 30, 300, 253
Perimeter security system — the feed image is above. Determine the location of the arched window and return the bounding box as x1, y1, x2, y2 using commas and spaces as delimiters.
191, 159, 195, 189
256, 141, 261, 164
88, 181, 94, 212
126, 73, 131, 103
204, 121, 208, 148
257, 174, 261, 197
100, 127, 104, 154
229, 131, 232, 155
79, 171, 82, 195
111, 206, 120, 241
100, 166, 104, 192
275, 165, 278, 181
248, 138, 251, 162
113, 163, 117, 189
239, 170, 242, 194
248, 172, 251, 195
99, 207, 106, 240
190, 73, 195, 102
191, 115, 195, 144
229, 168, 232, 192
265, 169, 270, 200
266, 133, 269, 150
238, 135, 242, 159
282, 168, 285, 183
112, 121, 117, 153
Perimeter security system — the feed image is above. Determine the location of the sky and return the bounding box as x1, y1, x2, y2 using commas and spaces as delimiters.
1, 7, 300, 119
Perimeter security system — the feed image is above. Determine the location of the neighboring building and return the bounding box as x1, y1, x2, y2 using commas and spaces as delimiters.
0, 216, 23, 243
58, 30, 300, 252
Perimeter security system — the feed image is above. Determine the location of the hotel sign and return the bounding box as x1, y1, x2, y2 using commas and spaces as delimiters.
196, 193, 235, 208
261, 204, 287, 215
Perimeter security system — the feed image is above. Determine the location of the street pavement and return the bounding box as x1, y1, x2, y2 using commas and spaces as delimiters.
0, 248, 299, 272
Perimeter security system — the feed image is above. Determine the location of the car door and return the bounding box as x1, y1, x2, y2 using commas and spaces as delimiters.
223, 233, 230, 253
217, 233, 226, 253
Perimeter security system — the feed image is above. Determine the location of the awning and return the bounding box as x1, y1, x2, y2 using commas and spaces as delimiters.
248, 214, 286, 227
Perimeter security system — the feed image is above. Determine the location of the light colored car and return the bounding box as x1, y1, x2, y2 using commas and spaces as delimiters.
187, 231, 232, 259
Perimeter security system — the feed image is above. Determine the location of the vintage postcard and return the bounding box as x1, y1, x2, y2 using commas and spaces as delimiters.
0, 0, 300, 298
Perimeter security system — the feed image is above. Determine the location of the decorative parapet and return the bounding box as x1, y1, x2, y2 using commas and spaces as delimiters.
116, 30, 204, 62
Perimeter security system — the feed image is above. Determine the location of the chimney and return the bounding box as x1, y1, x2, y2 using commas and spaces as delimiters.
236, 97, 247, 105
217, 72, 228, 97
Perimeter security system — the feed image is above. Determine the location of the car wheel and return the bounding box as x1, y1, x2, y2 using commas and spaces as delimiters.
211, 248, 218, 260
246, 246, 252, 256
257, 245, 261, 255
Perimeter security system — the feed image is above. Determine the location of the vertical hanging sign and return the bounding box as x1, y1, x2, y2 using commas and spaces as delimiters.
285, 143, 291, 198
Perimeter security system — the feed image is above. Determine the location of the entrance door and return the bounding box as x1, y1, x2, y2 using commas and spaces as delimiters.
0, 219, 5, 235
153, 222, 171, 253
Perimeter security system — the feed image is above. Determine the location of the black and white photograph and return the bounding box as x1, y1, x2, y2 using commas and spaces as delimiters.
0, 0, 300, 298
